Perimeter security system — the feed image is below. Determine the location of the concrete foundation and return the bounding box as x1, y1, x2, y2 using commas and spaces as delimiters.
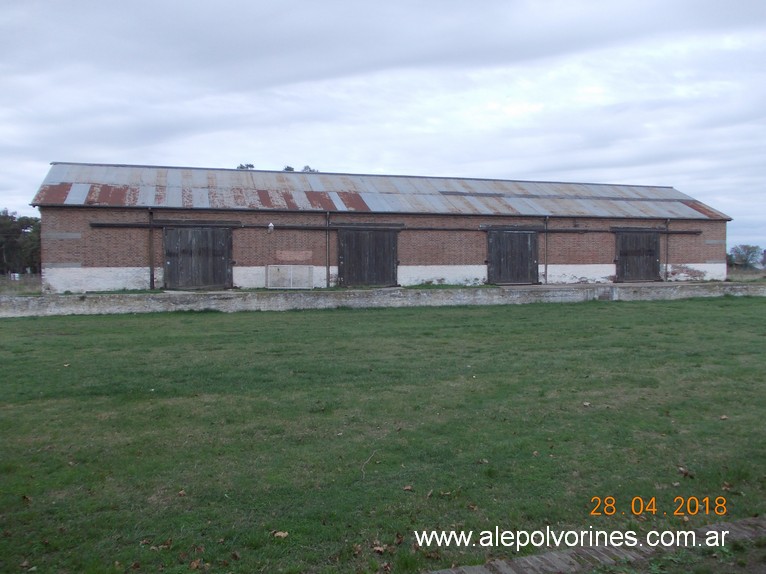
1, 282, 764, 318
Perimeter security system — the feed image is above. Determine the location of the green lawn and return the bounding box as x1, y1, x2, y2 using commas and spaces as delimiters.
592, 536, 766, 574
1, 298, 764, 573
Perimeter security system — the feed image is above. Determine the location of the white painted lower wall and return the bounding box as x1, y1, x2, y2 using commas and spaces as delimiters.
666, 263, 727, 281
543, 264, 615, 284
42, 267, 164, 293
41, 262, 728, 293
397, 265, 487, 286
266, 265, 313, 289
232, 266, 266, 289
233, 266, 336, 289
543, 263, 727, 283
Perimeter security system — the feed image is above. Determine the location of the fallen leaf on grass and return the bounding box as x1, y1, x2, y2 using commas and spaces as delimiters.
403, 485, 413, 492
272, 531, 288, 539
373, 545, 386, 554
722, 481, 732, 491
395, 532, 404, 545
148, 539, 171, 551
178, 489, 187, 497
677, 466, 694, 479
719, 415, 728, 420
582, 402, 591, 407
231, 551, 241, 560
423, 549, 441, 560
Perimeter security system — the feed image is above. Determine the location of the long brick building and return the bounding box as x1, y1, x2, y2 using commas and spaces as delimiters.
31, 162, 729, 293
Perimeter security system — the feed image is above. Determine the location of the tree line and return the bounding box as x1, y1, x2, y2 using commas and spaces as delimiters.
0, 209, 40, 274
237, 163, 319, 173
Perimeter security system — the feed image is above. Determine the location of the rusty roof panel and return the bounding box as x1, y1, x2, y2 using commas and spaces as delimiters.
278, 190, 299, 211
36, 182, 70, 204
303, 190, 335, 211
336, 191, 369, 211
30, 162, 731, 220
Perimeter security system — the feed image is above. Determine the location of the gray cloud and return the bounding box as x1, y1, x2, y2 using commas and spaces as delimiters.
1, 0, 764, 248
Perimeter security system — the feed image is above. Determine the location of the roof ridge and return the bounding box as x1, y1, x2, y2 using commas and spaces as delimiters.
48, 162, 676, 190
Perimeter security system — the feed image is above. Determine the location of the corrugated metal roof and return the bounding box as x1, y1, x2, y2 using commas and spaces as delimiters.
31, 162, 731, 220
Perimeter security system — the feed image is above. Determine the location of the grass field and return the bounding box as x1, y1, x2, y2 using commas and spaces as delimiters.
1, 297, 764, 573
593, 535, 766, 574
0, 275, 41, 296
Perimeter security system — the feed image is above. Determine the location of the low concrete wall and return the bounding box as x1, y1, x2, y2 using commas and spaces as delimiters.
1, 282, 764, 318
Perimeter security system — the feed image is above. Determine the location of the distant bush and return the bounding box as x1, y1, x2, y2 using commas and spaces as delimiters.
727, 244, 763, 269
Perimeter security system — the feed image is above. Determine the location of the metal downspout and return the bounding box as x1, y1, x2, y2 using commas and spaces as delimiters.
544, 216, 549, 284
325, 211, 331, 288
148, 209, 155, 289
664, 218, 670, 281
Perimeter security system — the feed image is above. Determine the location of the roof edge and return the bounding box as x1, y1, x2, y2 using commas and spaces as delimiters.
30, 202, 731, 221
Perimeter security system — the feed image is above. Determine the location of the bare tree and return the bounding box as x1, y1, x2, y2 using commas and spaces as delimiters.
729, 244, 763, 268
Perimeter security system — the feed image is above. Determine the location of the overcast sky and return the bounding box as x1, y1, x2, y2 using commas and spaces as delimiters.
2, 0, 764, 247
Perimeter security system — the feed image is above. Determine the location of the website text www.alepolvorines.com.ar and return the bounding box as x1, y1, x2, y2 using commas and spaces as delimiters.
413, 525, 730, 553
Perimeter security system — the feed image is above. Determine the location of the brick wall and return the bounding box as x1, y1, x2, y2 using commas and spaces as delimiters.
40, 207, 727, 272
